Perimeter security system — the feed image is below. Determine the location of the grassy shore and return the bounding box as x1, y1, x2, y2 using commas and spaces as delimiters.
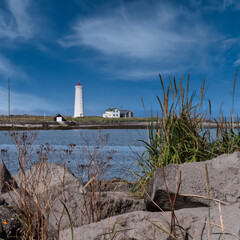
0, 115, 153, 130
0, 115, 151, 123
0, 115, 236, 131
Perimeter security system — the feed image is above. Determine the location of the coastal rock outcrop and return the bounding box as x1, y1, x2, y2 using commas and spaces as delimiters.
14, 162, 144, 231
48, 190, 145, 230
2, 152, 240, 239
14, 162, 84, 197
145, 152, 240, 211
0, 163, 58, 239
60, 203, 240, 240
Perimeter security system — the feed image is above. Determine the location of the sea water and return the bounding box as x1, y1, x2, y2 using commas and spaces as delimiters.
0, 129, 148, 180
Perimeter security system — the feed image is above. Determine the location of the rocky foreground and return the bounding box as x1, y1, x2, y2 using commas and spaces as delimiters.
0, 152, 240, 239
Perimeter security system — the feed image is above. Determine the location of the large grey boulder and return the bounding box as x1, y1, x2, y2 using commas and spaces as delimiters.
14, 162, 83, 197
49, 191, 145, 230
13, 162, 84, 236
1, 162, 74, 239
60, 203, 240, 240
0, 162, 18, 193
14, 162, 144, 231
145, 152, 240, 211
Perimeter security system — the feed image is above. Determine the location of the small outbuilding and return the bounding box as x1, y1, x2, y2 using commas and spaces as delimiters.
53, 113, 66, 122
120, 110, 134, 118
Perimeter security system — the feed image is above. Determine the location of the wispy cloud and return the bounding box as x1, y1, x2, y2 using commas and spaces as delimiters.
0, 0, 34, 40
234, 58, 240, 67
58, 1, 222, 79
202, 0, 240, 12
222, 0, 240, 10
73, 0, 96, 10
0, 54, 26, 79
59, 3, 218, 59
0, 86, 58, 115
222, 38, 240, 50
104, 67, 187, 80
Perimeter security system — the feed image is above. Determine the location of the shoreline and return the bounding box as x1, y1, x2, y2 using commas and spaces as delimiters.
0, 121, 150, 131
0, 121, 238, 131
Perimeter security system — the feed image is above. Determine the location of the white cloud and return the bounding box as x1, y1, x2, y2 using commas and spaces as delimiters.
0, 86, 58, 115
0, 54, 26, 79
59, 6, 218, 60
203, 0, 240, 11
222, 38, 240, 50
59, 1, 219, 58
58, 1, 222, 79
234, 58, 240, 67
0, 0, 34, 40
222, 0, 240, 10
104, 67, 186, 80
73, 0, 96, 9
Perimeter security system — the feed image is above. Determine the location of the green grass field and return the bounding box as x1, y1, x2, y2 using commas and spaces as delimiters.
0, 115, 152, 123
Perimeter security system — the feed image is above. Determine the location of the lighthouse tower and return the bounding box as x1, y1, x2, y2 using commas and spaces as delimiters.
74, 82, 84, 117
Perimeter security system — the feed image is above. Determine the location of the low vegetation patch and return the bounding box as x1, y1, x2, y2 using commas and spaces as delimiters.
133, 71, 240, 193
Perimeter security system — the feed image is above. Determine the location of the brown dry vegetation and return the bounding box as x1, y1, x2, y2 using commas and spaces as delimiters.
1, 130, 116, 240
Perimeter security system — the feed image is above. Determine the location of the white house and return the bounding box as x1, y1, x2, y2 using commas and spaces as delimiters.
103, 108, 120, 118
103, 108, 134, 118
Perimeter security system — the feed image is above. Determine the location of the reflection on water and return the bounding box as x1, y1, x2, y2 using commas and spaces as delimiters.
0, 129, 148, 180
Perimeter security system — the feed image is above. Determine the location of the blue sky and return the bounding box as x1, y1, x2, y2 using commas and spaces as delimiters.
0, 0, 240, 117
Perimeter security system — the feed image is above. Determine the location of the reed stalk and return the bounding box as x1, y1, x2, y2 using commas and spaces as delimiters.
133, 72, 240, 195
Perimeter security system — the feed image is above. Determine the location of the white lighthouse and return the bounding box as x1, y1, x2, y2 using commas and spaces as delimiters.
74, 82, 84, 117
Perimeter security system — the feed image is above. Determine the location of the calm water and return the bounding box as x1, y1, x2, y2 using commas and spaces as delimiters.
0, 129, 148, 180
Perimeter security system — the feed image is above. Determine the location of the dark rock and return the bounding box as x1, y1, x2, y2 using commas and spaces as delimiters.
0, 196, 5, 205
0, 190, 58, 239
0, 205, 23, 239
95, 178, 135, 192
66, 121, 77, 126
99, 192, 146, 218
0, 162, 18, 194
145, 152, 240, 211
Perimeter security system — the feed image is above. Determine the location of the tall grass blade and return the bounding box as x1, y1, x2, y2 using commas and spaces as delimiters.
218, 202, 225, 240
60, 200, 74, 240
232, 68, 238, 129
205, 163, 211, 240
201, 77, 205, 107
